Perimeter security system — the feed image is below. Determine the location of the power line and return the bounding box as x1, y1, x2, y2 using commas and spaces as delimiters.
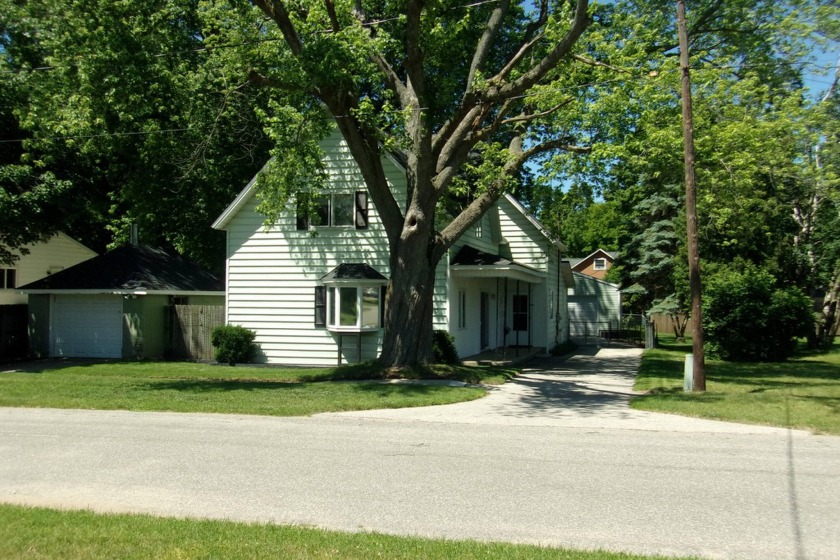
0, 127, 191, 144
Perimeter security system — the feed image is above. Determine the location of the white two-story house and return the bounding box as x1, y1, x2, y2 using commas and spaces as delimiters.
212, 127, 573, 366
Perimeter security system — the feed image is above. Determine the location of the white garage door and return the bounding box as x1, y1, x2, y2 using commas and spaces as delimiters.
53, 295, 123, 358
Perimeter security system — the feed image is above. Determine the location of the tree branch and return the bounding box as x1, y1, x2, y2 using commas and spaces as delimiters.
500, 100, 573, 125
466, 0, 511, 93
573, 54, 632, 74
404, 0, 427, 106
484, 0, 589, 102
435, 134, 588, 254
248, 70, 317, 94
251, 0, 303, 55
323, 0, 341, 32
495, 0, 549, 83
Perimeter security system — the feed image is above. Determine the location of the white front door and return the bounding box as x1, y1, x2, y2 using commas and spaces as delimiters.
52, 295, 123, 358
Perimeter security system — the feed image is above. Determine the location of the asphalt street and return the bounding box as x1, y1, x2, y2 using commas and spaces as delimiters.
1, 347, 838, 559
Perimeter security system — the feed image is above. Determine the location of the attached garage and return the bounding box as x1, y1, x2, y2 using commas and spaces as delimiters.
52, 295, 123, 358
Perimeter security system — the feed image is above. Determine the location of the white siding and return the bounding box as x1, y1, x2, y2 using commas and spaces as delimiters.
220, 130, 572, 363
496, 197, 557, 352
0, 233, 97, 305
223, 130, 401, 366
568, 273, 622, 335
497, 198, 550, 270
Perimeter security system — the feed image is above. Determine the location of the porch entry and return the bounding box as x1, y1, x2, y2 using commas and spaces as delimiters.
506, 282, 531, 348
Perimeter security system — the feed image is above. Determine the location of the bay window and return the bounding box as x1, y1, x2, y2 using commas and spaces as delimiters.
315, 263, 387, 332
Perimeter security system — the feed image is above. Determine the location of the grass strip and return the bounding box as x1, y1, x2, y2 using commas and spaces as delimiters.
0, 504, 695, 560
632, 338, 840, 434
0, 361, 508, 416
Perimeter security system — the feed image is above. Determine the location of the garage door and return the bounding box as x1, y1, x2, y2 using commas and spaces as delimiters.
53, 295, 123, 358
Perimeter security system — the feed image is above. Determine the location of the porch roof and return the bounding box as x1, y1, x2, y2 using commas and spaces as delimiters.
450, 245, 545, 284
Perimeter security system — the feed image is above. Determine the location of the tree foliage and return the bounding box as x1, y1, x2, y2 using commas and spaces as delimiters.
1, 0, 837, 361
703, 267, 813, 362
0, 0, 272, 268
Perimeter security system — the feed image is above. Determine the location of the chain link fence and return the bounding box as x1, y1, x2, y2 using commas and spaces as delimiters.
569, 314, 648, 347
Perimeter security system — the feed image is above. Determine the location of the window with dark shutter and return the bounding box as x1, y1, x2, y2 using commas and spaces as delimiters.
296, 195, 309, 230
355, 191, 368, 229
380, 284, 387, 326
314, 286, 327, 327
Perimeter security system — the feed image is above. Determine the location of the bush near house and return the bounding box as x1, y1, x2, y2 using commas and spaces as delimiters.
433, 330, 460, 364
211, 325, 257, 365
703, 267, 813, 362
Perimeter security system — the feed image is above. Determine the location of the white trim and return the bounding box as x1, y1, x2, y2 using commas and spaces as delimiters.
321, 278, 387, 286
451, 264, 546, 284
502, 193, 566, 252
572, 271, 620, 289
575, 248, 615, 266
20, 289, 224, 296
211, 165, 264, 230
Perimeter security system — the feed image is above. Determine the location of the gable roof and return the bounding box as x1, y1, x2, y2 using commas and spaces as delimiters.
501, 194, 566, 252
18, 245, 224, 295
570, 248, 617, 269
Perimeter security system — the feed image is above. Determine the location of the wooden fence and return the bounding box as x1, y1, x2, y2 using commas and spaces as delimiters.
0, 304, 28, 362
166, 305, 224, 361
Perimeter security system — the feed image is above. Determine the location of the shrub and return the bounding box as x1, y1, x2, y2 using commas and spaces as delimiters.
703, 268, 813, 362
210, 325, 257, 365
432, 330, 460, 364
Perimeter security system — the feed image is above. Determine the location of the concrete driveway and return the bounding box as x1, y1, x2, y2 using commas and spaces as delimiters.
1, 346, 838, 559
330, 346, 798, 434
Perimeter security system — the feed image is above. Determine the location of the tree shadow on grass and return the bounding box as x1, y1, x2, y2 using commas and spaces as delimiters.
706, 360, 840, 389
138, 379, 450, 396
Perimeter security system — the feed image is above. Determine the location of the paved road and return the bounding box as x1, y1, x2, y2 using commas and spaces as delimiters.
1, 348, 838, 559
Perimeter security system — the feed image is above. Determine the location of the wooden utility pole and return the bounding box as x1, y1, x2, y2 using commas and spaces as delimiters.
676, 0, 706, 391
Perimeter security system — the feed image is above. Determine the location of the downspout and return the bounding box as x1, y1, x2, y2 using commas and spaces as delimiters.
496, 277, 500, 349
556, 249, 561, 346
504, 278, 508, 353
516, 279, 520, 356
528, 281, 532, 350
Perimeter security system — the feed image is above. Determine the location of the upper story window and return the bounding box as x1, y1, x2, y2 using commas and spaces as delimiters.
298, 192, 368, 230
1, 268, 16, 289
593, 258, 607, 271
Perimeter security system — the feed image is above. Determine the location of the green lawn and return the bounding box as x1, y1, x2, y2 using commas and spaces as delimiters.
0, 504, 695, 560
0, 360, 516, 416
632, 338, 840, 434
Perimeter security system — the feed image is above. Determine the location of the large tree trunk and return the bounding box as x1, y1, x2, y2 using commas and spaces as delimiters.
819, 264, 840, 346
377, 201, 441, 368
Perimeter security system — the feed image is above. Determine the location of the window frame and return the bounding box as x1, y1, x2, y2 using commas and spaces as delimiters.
319, 282, 386, 332
593, 258, 607, 271
298, 191, 368, 230
549, 289, 556, 319
457, 289, 467, 330
1, 268, 16, 289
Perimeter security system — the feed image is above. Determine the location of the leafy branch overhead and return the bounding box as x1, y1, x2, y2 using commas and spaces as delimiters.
229, 0, 591, 251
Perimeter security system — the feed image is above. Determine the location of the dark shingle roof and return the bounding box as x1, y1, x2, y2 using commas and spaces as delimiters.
321, 263, 387, 282
19, 245, 223, 292
450, 245, 512, 266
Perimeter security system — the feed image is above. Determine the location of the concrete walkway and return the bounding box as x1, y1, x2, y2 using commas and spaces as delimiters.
329, 346, 799, 434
